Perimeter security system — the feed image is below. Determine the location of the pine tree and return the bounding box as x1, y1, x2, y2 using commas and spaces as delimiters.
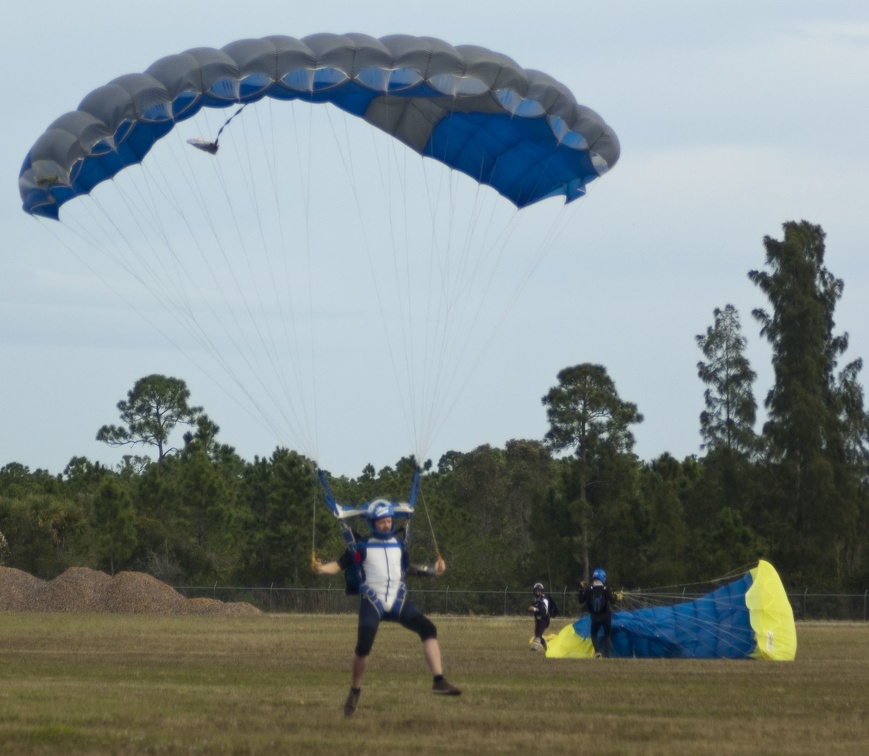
749, 221, 865, 583
542, 364, 643, 582
696, 304, 758, 455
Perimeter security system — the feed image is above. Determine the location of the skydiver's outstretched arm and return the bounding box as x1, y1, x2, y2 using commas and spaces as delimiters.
312, 558, 343, 576
407, 556, 446, 577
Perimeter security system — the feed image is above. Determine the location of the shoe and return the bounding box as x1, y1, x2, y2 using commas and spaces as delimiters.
594, 652, 602, 659
432, 678, 462, 696
344, 688, 361, 717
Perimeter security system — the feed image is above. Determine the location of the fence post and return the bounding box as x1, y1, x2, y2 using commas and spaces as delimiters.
803, 588, 808, 620
504, 586, 508, 616
864, 589, 867, 622
562, 586, 568, 617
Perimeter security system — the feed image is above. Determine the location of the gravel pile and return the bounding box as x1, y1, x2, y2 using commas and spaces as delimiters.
0, 566, 261, 616
0, 566, 43, 611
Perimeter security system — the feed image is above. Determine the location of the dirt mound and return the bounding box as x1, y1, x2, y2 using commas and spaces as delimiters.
0, 566, 262, 616
104, 571, 187, 614
0, 566, 43, 611
180, 596, 262, 616
42, 566, 113, 612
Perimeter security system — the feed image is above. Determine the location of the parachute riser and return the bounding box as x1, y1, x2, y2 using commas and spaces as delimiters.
313, 466, 423, 593
316, 466, 421, 541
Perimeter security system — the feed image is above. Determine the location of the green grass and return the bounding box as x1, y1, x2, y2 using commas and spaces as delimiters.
1, 613, 867, 754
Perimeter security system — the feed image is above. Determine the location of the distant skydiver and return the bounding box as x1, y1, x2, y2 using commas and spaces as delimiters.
578, 568, 619, 658
313, 481, 461, 718
528, 582, 552, 652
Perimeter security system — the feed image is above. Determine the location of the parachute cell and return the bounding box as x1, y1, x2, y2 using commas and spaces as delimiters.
19, 33, 619, 219
546, 560, 797, 660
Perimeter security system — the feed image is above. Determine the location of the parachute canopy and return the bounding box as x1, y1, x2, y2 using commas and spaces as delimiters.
19, 33, 619, 219
547, 560, 797, 661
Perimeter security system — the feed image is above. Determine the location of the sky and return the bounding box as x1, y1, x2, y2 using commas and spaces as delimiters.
3, 1, 869, 479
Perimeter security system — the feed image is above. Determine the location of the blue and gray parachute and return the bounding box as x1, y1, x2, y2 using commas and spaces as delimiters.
19, 33, 619, 219
546, 560, 797, 661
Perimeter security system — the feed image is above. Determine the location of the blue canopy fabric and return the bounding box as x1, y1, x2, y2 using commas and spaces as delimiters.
20, 33, 619, 219
582, 573, 755, 659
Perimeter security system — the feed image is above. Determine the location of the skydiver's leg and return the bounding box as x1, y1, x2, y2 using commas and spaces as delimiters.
350, 596, 380, 689
346, 597, 380, 712
344, 598, 382, 716
423, 637, 443, 676
590, 618, 601, 654
398, 601, 460, 694
350, 653, 368, 689
533, 617, 549, 650
602, 614, 613, 657
397, 600, 439, 671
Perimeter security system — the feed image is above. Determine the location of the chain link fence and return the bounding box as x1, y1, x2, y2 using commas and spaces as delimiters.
173, 583, 869, 621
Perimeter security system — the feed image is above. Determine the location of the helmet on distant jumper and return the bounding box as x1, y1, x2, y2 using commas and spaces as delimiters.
368, 499, 395, 522
592, 568, 607, 584
533, 582, 544, 594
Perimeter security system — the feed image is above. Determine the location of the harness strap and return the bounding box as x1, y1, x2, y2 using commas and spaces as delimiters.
361, 581, 407, 619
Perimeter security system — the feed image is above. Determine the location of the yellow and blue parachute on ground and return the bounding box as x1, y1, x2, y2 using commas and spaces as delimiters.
546, 560, 797, 660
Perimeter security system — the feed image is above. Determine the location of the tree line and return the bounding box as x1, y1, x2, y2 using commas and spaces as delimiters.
1, 221, 867, 594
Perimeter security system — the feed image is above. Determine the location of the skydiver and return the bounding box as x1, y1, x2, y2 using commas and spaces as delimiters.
578, 568, 619, 658
528, 582, 552, 652
312, 499, 461, 717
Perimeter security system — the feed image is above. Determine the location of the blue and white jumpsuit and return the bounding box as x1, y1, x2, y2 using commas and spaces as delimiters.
338, 534, 437, 657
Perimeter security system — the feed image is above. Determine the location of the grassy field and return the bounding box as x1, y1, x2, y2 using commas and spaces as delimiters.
0, 613, 867, 754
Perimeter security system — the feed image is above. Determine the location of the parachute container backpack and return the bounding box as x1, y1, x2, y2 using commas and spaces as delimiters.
546, 560, 797, 660
20, 34, 620, 470
546, 593, 559, 617
590, 584, 608, 615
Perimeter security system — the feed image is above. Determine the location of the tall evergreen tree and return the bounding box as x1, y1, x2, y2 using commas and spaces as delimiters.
748, 221, 864, 584
696, 304, 757, 455
831, 359, 869, 586
541, 364, 643, 582
92, 477, 137, 575
695, 304, 761, 538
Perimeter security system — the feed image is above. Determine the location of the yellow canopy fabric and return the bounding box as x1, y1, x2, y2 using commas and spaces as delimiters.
746, 559, 797, 661
545, 623, 594, 658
